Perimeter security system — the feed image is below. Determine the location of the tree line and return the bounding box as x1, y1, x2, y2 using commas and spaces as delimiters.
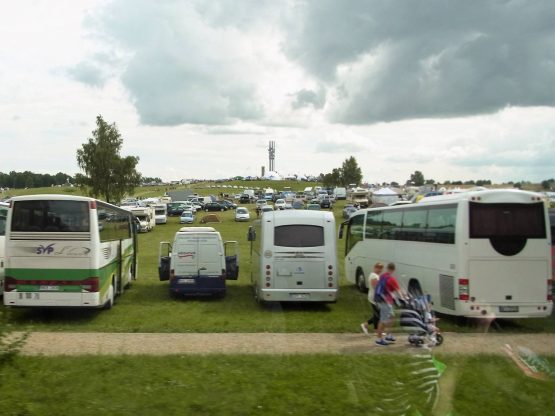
0, 171, 73, 189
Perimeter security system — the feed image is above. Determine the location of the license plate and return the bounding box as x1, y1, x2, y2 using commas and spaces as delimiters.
21, 293, 40, 300
499, 306, 519, 313
291, 293, 309, 300
39, 285, 59, 291
178, 278, 195, 284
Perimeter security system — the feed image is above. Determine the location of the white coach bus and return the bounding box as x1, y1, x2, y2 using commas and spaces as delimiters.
3, 195, 138, 308
248, 210, 338, 303
339, 189, 553, 318
0, 201, 8, 294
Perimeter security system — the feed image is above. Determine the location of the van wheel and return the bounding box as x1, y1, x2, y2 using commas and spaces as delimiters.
103, 284, 114, 310
356, 269, 368, 293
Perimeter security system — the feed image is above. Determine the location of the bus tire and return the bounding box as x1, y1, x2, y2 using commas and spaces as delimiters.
103, 284, 114, 310
356, 269, 368, 293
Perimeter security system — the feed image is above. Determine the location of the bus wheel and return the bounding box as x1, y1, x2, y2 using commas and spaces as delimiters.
356, 270, 368, 293
103, 284, 114, 310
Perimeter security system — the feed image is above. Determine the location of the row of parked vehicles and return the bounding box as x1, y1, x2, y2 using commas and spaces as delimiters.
158, 209, 338, 302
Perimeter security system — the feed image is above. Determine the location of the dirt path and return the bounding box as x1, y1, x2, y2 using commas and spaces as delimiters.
16, 332, 555, 356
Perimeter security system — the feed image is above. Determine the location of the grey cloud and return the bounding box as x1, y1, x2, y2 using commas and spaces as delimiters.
283, 0, 555, 123
292, 88, 326, 110
67, 61, 108, 87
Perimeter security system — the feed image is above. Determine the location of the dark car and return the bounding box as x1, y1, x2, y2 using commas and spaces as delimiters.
239, 194, 252, 204
320, 195, 333, 209
204, 202, 229, 212
219, 200, 237, 210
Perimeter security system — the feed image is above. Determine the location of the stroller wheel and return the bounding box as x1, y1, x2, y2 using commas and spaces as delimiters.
435, 333, 444, 346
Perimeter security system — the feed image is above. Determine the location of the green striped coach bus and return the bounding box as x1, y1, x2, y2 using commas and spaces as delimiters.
3, 195, 138, 309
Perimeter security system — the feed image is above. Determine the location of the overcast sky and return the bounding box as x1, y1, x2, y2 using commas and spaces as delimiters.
1, 0, 555, 184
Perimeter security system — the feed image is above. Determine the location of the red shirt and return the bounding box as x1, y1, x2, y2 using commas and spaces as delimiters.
379, 272, 400, 304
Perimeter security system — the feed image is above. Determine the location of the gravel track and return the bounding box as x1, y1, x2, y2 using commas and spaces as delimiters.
16, 332, 555, 356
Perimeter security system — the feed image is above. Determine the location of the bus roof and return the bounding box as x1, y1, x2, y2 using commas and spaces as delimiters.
417, 188, 544, 205
178, 227, 217, 233
262, 209, 334, 224
9, 194, 95, 202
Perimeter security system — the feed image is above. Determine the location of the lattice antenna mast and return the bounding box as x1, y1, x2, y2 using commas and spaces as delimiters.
268, 140, 275, 172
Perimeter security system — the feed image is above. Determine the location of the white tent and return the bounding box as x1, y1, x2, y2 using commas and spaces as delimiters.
371, 187, 400, 205
263, 171, 283, 181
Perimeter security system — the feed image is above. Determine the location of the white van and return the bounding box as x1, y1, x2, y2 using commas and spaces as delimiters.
248, 210, 338, 303
153, 203, 168, 224
158, 227, 238, 297
129, 206, 156, 232
333, 187, 347, 200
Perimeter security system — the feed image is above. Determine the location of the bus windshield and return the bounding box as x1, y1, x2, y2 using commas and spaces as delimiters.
274, 225, 324, 247
11, 200, 90, 233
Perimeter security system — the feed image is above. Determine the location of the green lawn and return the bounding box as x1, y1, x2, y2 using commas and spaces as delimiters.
0, 354, 554, 416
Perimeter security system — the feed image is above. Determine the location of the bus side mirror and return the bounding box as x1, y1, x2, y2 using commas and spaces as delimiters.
247, 226, 256, 242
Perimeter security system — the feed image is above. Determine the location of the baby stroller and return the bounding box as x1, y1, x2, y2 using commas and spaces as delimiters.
399, 294, 444, 347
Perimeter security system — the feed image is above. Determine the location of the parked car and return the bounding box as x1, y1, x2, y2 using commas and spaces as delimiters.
255, 199, 267, 208
306, 203, 321, 210
235, 207, 250, 222
274, 199, 286, 210
292, 200, 304, 209
204, 202, 229, 212
220, 200, 237, 210
180, 210, 195, 224
320, 195, 333, 209
261, 205, 274, 213
342, 204, 358, 219
239, 194, 252, 204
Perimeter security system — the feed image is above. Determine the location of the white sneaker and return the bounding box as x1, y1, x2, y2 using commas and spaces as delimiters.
360, 323, 369, 335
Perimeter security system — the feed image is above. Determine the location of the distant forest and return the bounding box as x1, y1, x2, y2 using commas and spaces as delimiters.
0, 171, 73, 189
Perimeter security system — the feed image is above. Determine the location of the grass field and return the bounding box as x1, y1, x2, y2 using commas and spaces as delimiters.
0, 354, 554, 416
2, 183, 554, 333
2, 184, 555, 416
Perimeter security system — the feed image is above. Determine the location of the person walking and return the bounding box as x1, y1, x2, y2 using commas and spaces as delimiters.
360, 262, 384, 334
374, 262, 404, 346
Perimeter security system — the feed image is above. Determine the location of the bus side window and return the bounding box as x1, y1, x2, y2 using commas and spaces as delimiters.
365, 211, 383, 239
426, 206, 456, 244
401, 208, 428, 242
381, 210, 402, 240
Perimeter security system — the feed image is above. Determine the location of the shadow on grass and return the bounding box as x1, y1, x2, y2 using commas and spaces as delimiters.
434, 310, 555, 333
6, 307, 101, 326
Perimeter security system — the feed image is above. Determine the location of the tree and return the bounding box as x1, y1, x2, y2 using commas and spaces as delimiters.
409, 170, 425, 186
341, 156, 362, 186
75, 115, 141, 204
541, 178, 555, 190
